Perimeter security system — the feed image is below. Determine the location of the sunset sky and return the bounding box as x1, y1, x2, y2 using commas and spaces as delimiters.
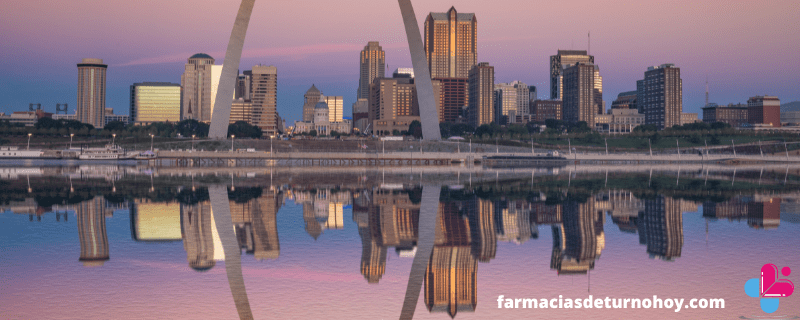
1, 0, 798, 123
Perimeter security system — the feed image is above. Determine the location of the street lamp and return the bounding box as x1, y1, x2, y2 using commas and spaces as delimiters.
231, 135, 235, 151
192, 135, 196, 152
27, 133, 32, 150
112, 133, 116, 146
69, 133, 74, 149
150, 134, 154, 151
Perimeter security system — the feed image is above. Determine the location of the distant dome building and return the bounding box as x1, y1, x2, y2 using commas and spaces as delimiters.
294, 85, 351, 136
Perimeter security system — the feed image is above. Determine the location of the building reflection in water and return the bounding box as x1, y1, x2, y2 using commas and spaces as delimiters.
131, 200, 182, 242
550, 197, 605, 274
76, 196, 113, 267
638, 196, 686, 261
293, 189, 350, 240
703, 195, 781, 230
180, 188, 284, 271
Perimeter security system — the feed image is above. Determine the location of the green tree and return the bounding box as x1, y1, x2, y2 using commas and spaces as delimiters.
104, 121, 127, 132
227, 121, 262, 139
309, 129, 317, 137
408, 120, 422, 139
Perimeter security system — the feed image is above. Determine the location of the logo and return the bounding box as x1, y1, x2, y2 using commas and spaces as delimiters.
744, 264, 794, 313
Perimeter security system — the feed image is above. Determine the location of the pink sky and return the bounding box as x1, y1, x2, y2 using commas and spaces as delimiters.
1, 0, 798, 122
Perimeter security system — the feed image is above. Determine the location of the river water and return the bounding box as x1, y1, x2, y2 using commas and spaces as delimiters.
1, 164, 799, 319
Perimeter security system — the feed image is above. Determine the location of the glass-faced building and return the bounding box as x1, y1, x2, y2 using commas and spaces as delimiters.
129, 82, 181, 125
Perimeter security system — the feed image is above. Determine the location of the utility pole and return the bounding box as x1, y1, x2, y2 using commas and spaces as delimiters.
605, 138, 608, 155
676, 139, 680, 159
731, 140, 736, 157
649, 139, 652, 158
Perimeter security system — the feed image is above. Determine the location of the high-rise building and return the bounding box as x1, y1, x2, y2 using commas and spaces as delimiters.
611, 91, 638, 110
468, 62, 494, 127
235, 72, 252, 100
77, 196, 110, 267
593, 66, 604, 114
636, 80, 646, 114
494, 81, 530, 121
181, 53, 215, 122
324, 96, 344, 123
747, 95, 781, 128
230, 98, 253, 124
563, 62, 596, 126
528, 86, 538, 104
129, 82, 181, 126
250, 65, 278, 135
702, 103, 748, 127
641, 64, 682, 130
369, 76, 442, 135
209, 65, 223, 116
358, 42, 385, 100
424, 7, 477, 79
352, 98, 370, 133
550, 50, 594, 100
77, 58, 107, 128
302, 85, 322, 122
393, 68, 415, 78
531, 100, 563, 122
436, 78, 468, 123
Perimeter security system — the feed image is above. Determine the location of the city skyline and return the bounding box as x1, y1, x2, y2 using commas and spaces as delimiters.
2, 0, 799, 124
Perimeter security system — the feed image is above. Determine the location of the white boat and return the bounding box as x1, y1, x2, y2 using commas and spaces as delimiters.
0, 147, 43, 159
78, 144, 127, 160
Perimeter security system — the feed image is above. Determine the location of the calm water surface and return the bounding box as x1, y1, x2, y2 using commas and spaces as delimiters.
1, 164, 799, 319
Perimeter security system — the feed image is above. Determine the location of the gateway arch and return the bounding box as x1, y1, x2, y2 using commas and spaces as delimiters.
208, 0, 441, 141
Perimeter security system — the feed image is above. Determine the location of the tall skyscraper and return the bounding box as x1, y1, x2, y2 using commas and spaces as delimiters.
550, 50, 594, 101
235, 71, 252, 100
642, 64, 682, 130
563, 62, 596, 126
181, 53, 215, 122
324, 96, 344, 123
250, 65, 278, 135
468, 62, 494, 127
424, 7, 477, 79
77, 58, 107, 128
747, 95, 781, 127
357, 42, 385, 100
302, 85, 322, 122
593, 66, 604, 114
129, 82, 181, 125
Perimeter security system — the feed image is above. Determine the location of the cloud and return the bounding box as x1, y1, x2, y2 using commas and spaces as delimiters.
115, 42, 409, 67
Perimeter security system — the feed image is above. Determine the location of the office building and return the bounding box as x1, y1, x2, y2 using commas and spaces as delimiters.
748, 95, 781, 128
611, 91, 637, 110
250, 65, 278, 135
424, 7, 477, 79
369, 76, 442, 135
531, 99, 562, 122
702, 103, 748, 127
103, 108, 128, 126
235, 72, 252, 100
352, 98, 369, 133
435, 78, 468, 123
562, 62, 596, 126
324, 96, 344, 123
494, 81, 530, 122
358, 42, 385, 100
680, 113, 699, 125
129, 82, 181, 125
393, 68, 415, 78
230, 98, 253, 124
77, 58, 107, 128
181, 53, 215, 122
595, 108, 645, 134
594, 66, 604, 114
550, 50, 594, 100
528, 86, 537, 103
467, 62, 494, 127
636, 80, 645, 114
641, 64, 682, 130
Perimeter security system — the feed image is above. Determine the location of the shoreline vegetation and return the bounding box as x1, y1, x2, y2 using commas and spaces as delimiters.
1, 118, 799, 155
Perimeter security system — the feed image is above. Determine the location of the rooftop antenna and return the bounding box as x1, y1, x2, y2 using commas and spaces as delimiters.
588, 31, 591, 55
705, 76, 709, 106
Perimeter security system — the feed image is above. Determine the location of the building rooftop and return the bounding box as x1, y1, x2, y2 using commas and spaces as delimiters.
315, 102, 328, 110
189, 53, 214, 60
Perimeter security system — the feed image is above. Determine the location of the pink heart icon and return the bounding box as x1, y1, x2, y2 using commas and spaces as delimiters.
761, 264, 794, 298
